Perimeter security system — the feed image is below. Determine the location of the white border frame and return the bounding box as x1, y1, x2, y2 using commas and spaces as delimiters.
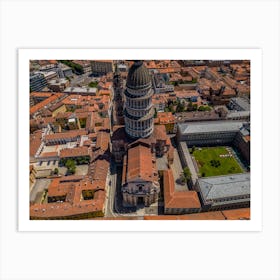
19, 48, 262, 232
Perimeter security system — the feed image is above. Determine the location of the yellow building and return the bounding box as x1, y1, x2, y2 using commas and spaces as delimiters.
50, 103, 67, 117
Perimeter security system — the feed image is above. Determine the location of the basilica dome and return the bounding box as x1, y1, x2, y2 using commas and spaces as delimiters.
124, 60, 154, 139
126, 61, 151, 90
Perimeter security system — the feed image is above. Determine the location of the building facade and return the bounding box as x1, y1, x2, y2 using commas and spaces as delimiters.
176, 121, 244, 146
30, 73, 48, 91
122, 142, 160, 207
48, 78, 70, 92
91, 60, 114, 75
72, 60, 92, 75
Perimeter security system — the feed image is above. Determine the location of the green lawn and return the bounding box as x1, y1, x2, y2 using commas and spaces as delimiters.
191, 146, 243, 177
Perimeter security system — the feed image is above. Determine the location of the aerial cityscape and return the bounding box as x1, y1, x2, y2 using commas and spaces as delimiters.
29, 59, 251, 220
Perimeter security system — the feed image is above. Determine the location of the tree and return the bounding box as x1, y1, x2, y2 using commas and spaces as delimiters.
53, 168, 59, 175
187, 101, 193, 111
210, 159, 221, 168
176, 101, 185, 113
182, 167, 191, 183
154, 108, 158, 118
168, 103, 175, 114
88, 81, 98, 88
180, 173, 187, 184
191, 146, 196, 154
65, 159, 76, 174
198, 105, 212, 112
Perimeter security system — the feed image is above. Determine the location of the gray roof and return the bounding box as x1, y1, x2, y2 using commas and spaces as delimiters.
49, 78, 68, 85
198, 173, 250, 201
240, 127, 250, 136
230, 97, 250, 111
227, 111, 250, 118
64, 87, 97, 93
126, 61, 152, 90
178, 121, 244, 134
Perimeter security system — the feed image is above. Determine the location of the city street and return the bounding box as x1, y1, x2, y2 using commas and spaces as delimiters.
105, 161, 117, 217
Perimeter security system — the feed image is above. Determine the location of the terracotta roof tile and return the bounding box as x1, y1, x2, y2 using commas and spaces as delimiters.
163, 169, 201, 209
30, 130, 42, 157
222, 208, 250, 220
40, 151, 58, 158
44, 130, 86, 141
126, 144, 157, 182
60, 146, 89, 158
30, 177, 106, 219
96, 131, 110, 151
30, 93, 64, 115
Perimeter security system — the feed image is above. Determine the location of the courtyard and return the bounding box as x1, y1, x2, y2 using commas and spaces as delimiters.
190, 146, 244, 177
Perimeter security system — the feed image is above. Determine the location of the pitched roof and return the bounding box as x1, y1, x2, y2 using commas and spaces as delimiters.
198, 173, 250, 201
163, 169, 201, 209
144, 212, 225, 220
126, 143, 156, 182
44, 130, 86, 141
96, 131, 110, 151
221, 208, 250, 220
40, 151, 59, 158
30, 130, 42, 157
60, 146, 89, 158
30, 93, 64, 115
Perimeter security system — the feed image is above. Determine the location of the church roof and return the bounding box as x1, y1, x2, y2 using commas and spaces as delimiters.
126, 143, 156, 182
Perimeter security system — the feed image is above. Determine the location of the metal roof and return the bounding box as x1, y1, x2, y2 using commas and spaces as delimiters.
198, 173, 250, 201
178, 121, 244, 134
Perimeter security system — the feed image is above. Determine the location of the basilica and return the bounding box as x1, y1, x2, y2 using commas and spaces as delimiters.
112, 60, 174, 207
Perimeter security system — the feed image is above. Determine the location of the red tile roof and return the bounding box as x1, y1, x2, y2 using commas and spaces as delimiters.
40, 151, 59, 158
30, 177, 106, 219
99, 89, 111, 96
95, 131, 110, 151
163, 169, 201, 209
30, 130, 42, 157
126, 144, 157, 182
156, 112, 175, 124
90, 158, 110, 183
44, 130, 86, 141
222, 208, 250, 220
30, 93, 64, 115
30, 92, 53, 98
60, 146, 89, 158
144, 212, 225, 220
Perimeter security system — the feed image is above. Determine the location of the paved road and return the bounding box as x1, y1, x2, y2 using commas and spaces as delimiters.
105, 161, 117, 217
30, 179, 51, 203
